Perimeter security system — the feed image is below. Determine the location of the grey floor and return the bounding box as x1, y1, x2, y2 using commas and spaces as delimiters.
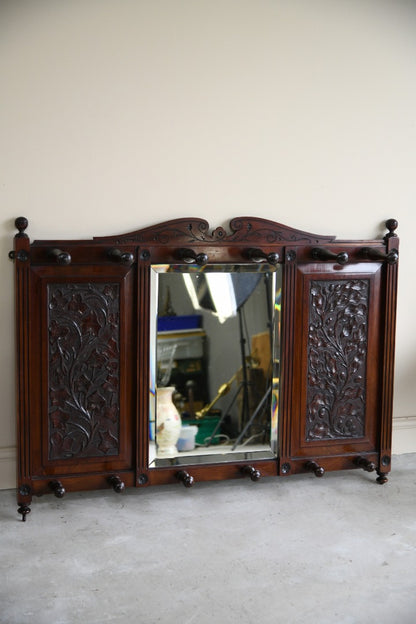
1, 455, 416, 624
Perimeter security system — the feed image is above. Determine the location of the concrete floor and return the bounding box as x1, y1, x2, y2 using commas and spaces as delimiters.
1, 454, 416, 624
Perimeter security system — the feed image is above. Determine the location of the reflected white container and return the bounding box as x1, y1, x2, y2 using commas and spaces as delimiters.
156, 386, 182, 456
177, 425, 198, 452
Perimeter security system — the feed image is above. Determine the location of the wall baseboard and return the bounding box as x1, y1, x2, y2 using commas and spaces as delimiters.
392, 415, 416, 455
0, 446, 16, 490
1, 417, 415, 490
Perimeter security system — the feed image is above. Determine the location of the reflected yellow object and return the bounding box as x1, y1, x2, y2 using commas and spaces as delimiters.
195, 373, 237, 420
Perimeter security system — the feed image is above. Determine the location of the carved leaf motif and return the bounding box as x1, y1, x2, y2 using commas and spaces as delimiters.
48, 283, 120, 460
306, 279, 369, 441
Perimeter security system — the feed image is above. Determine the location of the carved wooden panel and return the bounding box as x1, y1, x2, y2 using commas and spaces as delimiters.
48, 283, 120, 460
306, 279, 369, 441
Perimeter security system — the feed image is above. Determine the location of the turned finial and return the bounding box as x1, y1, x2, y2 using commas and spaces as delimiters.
15, 217, 28, 238
385, 219, 398, 240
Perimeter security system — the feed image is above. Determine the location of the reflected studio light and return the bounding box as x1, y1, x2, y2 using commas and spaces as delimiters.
183, 273, 237, 323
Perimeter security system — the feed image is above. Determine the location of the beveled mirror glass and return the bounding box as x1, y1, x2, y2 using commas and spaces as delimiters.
149, 263, 281, 467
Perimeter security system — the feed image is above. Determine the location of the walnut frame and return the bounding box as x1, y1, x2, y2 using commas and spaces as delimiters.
10, 216, 399, 520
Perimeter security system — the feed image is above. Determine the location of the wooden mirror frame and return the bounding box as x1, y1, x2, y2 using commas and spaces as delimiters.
10, 216, 399, 520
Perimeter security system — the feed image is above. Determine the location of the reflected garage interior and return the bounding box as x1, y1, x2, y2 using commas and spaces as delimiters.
149, 264, 282, 467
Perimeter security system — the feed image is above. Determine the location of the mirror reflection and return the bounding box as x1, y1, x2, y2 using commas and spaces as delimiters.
149, 264, 281, 467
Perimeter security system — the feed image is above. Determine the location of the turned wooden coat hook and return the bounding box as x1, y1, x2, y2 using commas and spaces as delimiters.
354, 457, 376, 472
361, 247, 398, 265
246, 248, 279, 265
48, 248, 72, 265
107, 248, 134, 264
305, 461, 325, 477
108, 475, 125, 493
177, 248, 208, 266
49, 480, 66, 498
176, 470, 195, 487
241, 465, 261, 481
311, 248, 349, 265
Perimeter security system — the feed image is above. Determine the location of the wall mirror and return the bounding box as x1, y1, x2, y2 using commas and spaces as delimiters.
11, 216, 399, 519
149, 263, 282, 467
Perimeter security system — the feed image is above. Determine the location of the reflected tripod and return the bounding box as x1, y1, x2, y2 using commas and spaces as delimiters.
206, 273, 274, 448
203, 305, 251, 446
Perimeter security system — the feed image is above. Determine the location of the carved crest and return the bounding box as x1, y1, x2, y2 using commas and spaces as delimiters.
94, 217, 336, 246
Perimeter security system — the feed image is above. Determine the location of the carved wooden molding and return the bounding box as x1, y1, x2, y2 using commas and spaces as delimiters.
93, 217, 336, 246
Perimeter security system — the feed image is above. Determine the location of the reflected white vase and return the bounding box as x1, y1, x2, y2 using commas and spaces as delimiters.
156, 386, 182, 456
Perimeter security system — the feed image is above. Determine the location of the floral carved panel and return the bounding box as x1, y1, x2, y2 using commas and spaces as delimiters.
48, 283, 120, 460
306, 279, 369, 441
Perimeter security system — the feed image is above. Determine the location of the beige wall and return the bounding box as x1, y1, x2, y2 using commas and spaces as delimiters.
1, 0, 415, 488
